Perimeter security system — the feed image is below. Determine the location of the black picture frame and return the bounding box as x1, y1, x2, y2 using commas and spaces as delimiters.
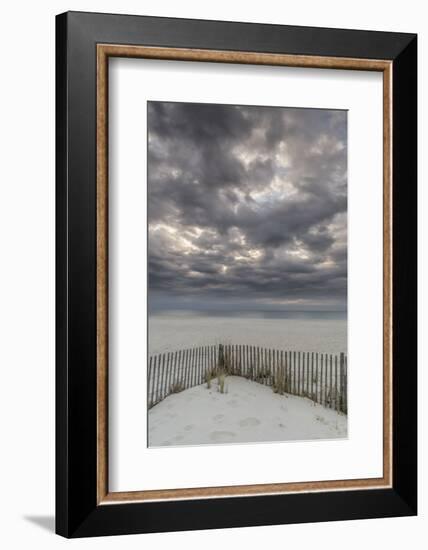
56, 11, 417, 538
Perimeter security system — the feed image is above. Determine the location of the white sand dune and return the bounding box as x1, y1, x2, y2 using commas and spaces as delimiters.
148, 376, 347, 447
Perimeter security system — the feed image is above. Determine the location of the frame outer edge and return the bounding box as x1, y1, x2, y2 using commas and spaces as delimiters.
56, 11, 418, 537
55, 11, 70, 538
391, 35, 418, 514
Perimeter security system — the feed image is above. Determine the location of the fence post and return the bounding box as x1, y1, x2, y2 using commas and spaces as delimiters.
218, 344, 224, 371
339, 352, 345, 413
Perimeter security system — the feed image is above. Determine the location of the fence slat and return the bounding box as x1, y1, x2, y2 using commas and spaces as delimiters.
340, 352, 345, 413
198, 347, 202, 386
166, 352, 172, 399
264, 348, 267, 385
174, 351, 179, 388
187, 349, 191, 387
195, 347, 199, 386
185, 349, 191, 389
195, 346, 200, 386
314, 353, 318, 402
160, 353, 166, 400
345, 355, 348, 412
241, 344, 248, 373
195, 347, 200, 387
335, 355, 338, 411
325, 354, 328, 407
155, 354, 162, 403
187, 348, 196, 388
272, 349, 275, 389
176, 351, 181, 388
149, 355, 155, 407
302, 351, 306, 396
167, 352, 174, 392
237, 344, 241, 376
325, 353, 328, 407
169, 352, 175, 390
163, 352, 172, 399
307, 352, 310, 398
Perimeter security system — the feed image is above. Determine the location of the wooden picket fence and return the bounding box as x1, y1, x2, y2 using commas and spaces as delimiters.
148, 344, 347, 414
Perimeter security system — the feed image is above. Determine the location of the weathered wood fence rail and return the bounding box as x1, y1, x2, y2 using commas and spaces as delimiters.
148, 344, 347, 414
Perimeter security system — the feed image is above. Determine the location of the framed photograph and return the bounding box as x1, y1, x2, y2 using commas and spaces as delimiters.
56, 11, 417, 537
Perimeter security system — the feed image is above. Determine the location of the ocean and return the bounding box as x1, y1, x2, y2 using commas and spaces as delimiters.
148, 310, 347, 356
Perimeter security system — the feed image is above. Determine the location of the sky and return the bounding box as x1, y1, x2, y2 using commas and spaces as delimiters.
148, 101, 347, 314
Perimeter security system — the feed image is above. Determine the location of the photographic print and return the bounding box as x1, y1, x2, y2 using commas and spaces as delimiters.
147, 101, 347, 447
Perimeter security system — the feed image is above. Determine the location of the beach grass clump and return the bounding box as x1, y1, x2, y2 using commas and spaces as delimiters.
205, 366, 217, 389
217, 371, 226, 394
272, 367, 287, 395
170, 382, 185, 394
256, 366, 271, 383
244, 366, 254, 380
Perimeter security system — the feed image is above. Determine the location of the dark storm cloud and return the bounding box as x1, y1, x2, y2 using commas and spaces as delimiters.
148, 101, 347, 312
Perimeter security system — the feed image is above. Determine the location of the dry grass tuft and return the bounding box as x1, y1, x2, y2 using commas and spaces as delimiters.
169, 382, 185, 394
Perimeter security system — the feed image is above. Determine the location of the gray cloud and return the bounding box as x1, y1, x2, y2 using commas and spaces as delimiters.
148, 101, 347, 312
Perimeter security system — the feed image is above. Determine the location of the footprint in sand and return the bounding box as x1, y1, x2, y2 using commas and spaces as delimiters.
184, 424, 194, 431
210, 431, 236, 442
239, 417, 261, 428
213, 414, 225, 423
